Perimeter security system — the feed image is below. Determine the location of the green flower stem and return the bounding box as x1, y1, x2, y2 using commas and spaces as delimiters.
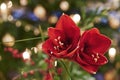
15, 37, 42, 43
0, 25, 46, 45
0, 37, 42, 45
59, 60, 71, 80
39, 25, 44, 42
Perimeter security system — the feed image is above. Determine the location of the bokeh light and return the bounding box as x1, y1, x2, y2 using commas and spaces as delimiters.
70, 14, 81, 24
60, 1, 69, 11
34, 5, 46, 20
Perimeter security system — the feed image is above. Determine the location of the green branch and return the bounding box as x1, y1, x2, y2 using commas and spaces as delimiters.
0, 37, 42, 45
39, 25, 44, 42
15, 37, 42, 43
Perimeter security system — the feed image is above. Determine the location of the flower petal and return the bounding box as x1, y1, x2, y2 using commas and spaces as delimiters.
48, 27, 66, 41
80, 52, 108, 65
73, 53, 99, 74
55, 14, 80, 41
80, 28, 111, 54
42, 39, 56, 56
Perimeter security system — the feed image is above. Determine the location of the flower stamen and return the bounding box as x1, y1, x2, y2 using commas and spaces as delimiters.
54, 46, 57, 50
59, 41, 64, 46
57, 36, 61, 40
50, 51, 53, 54
94, 58, 98, 62
96, 53, 99, 58
54, 39, 58, 42
92, 54, 94, 58
91, 53, 100, 63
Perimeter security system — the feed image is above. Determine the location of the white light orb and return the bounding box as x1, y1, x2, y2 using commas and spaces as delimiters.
24, 24, 32, 32
33, 28, 40, 36
34, 5, 46, 20
7, 1, 13, 8
48, 15, 58, 24
22, 49, 31, 60
2, 33, 15, 47
109, 47, 116, 58
108, 47, 116, 62
60, 1, 69, 11
20, 0, 28, 6
0, 3, 7, 11
16, 21, 22, 27
8, 15, 13, 21
109, 17, 120, 29
70, 14, 81, 24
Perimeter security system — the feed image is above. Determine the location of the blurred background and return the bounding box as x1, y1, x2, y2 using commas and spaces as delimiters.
0, 0, 120, 80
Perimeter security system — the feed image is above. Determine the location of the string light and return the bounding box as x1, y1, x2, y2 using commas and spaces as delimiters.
24, 24, 32, 32
20, 0, 28, 6
60, 1, 69, 11
22, 49, 31, 60
109, 16, 120, 29
33, 28, 40, 36
70, 14, 81, 24
0, 3, 8, 21
7, 1, 13, 8
16, 20, 22, 27
108, 47, 116, 62
0, 3, 7, 11
2, 33, 15, 47
48, 15, 58, 24
34, 5, 46, 20
8, 15, 13, 21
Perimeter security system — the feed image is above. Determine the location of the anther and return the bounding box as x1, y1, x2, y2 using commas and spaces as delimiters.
92, 54, 94, 58
76, 46, 79, 48
59, 41, 64, 46
96, 53, 98, 56
54, 46, 57, 50
96, 53, 99, 58
94, 58, 98, 62
50, 51, 53, 54
57, 46, 59, 49
58, 36, 61, 40
54, 39, 58, 42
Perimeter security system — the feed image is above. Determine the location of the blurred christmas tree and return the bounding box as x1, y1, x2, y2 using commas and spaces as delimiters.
0, 0, 120, 80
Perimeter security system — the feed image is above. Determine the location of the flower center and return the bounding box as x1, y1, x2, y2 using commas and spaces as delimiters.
54, 36, 65, 52
91, 53, 99, 63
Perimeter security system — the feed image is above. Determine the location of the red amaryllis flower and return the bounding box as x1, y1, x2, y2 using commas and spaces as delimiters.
42, 14, 80, 58
74, 28, 111, 74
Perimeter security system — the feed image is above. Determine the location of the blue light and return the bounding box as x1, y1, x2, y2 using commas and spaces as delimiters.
12, 9, 25, 19
101, 17, 108, 24
12, 8, 40, 22
26, 11, 39, 22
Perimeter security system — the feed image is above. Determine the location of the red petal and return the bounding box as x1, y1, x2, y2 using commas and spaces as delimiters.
80, 52, 108, 65
73, 53, 99, 74
42, 39, 56, 56
80, 28, 111, 54
55, 14, 80, 41
48, 27, 66, 41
